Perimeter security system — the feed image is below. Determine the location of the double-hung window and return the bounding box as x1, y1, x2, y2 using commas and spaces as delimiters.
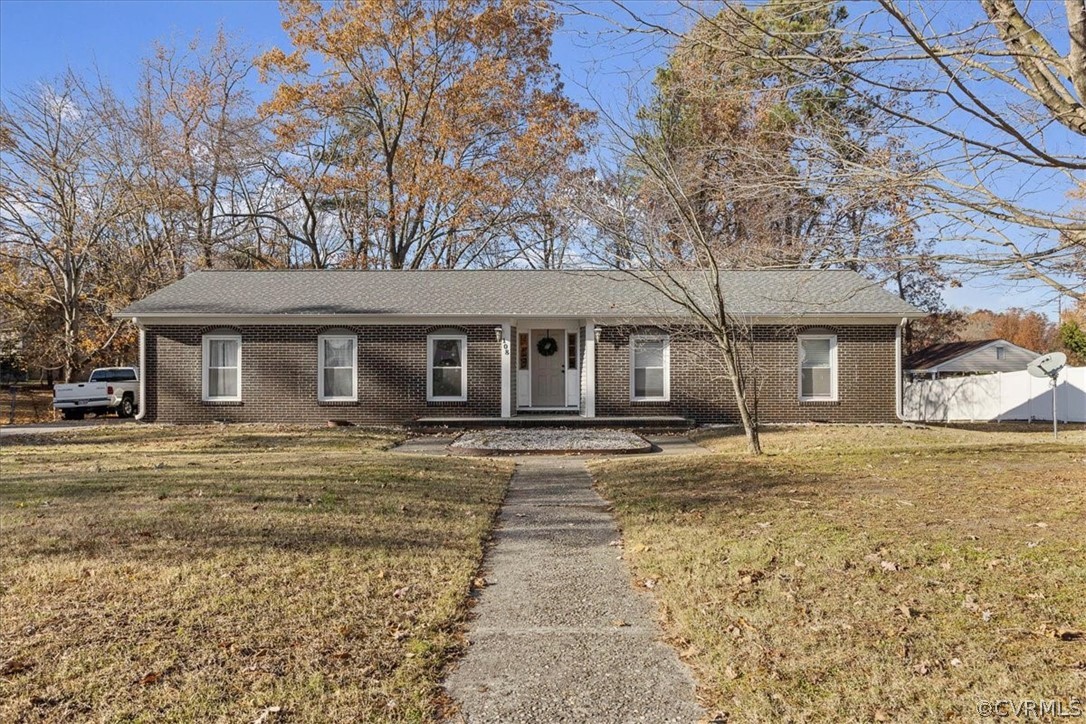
630, 335, 669, 402
202, 333, 242, 402
798, 334, 837, 401
428, 334, 468, 402
318, 334, 357, 402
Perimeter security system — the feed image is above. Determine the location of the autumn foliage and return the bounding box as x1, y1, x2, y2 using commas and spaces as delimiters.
258, 0, 593, 269
0, 3, 590, 380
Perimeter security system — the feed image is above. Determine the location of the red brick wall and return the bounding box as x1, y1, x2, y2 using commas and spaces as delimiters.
143, 322, 900, 425
143, 324, 502, 424
594, 324, 900, 424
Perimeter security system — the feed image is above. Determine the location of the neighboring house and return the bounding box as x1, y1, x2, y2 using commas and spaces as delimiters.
115, 269, 924, 425
905, 339, 1038, 379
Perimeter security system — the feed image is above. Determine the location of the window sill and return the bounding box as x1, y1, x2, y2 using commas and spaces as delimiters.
631, 398, 670, 404
427, 399, 468, 405
799, 398, 839, 405
202, 400, 243, 406
318, 400, 359, 406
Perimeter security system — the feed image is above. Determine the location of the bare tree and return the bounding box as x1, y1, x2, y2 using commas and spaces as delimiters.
0, 73, 133, 381
129, 30, 263, 271
574, 158, 765, 454
605, 0, 1086, 300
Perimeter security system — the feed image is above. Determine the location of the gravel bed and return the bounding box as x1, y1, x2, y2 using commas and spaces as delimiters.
450, 428, 652, 454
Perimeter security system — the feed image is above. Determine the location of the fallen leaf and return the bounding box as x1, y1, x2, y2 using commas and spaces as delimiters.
611, 619, 629, 627
881, 561, 899, 572
724, 665, 739, 680
139, 671, 161, 685
738, 569, 764, 584
253, 705, 282, 724
950, 658, 963, 667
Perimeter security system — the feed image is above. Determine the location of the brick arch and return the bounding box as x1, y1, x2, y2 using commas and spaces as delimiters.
796, 325, 837, 336
425, 325, 470, 336
314, 325, 359, 336
197, 325, 243, 337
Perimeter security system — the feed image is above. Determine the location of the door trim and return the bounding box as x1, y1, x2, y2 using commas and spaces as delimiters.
517, 321, 580, 410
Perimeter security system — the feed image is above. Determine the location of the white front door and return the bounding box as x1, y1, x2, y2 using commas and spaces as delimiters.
530, 329, 566, 407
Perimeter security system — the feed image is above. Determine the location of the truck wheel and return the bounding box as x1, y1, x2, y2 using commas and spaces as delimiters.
118, 395, 135, 418
63, 409, 85, 421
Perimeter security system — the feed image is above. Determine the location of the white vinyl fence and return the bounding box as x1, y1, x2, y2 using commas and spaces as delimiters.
903, 367, 1086, 423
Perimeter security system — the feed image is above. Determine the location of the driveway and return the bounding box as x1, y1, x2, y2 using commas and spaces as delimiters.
0, 417, 136, 437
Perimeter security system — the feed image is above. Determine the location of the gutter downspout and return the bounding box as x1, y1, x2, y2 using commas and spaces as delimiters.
134, 322, 147, 421
895, 317, 908, 422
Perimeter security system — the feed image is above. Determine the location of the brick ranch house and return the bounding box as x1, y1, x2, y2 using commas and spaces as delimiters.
116, 269, 925, 425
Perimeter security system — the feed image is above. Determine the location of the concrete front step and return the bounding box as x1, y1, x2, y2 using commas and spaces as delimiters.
407, 414, 694, 432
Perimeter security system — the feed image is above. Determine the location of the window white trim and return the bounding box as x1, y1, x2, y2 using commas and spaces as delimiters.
318, 334, 358, 402
798, 333, 838, 402
202, 333, 242, 402
427, 333, 468, 402
629, 334, 670, 402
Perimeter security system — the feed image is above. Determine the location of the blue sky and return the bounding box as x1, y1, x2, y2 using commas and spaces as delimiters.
0, 0, 1069, 318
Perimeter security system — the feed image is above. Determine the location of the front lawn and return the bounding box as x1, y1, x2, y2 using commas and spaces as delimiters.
592, 425, 1086, 722
0, 425, 511, 722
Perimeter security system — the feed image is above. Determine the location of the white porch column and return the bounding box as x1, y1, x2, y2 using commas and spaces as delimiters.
500, 323, 512, 418
584, 321, 597, 417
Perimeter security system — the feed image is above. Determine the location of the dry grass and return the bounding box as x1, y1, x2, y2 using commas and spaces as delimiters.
1, 387, 55, 425
0, 425, 512, 723
592, 425, 1086, 722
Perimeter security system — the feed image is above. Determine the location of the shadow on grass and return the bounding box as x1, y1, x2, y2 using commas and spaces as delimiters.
927, 421, 1086, 434
16, 511, 476, 561
598, 435, 1084, 523
4, 456, 504, 563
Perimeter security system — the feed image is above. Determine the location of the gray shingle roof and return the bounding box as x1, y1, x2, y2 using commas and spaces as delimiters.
116, 269, 924, 319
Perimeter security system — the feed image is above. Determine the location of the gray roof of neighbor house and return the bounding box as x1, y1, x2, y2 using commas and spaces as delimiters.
116, 269, 925, 320
905, 338, 1039, 373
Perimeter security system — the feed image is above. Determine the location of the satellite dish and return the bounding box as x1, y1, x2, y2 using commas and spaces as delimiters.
1027, 352, 1067, 379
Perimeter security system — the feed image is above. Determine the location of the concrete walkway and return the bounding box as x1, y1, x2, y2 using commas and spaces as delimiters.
445, 457, 704, 723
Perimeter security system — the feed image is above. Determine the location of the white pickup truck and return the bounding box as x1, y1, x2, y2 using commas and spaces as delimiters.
53, 367, 140, 420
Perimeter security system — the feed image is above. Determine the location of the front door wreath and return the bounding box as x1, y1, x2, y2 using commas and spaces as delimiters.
536, 335, 559, 357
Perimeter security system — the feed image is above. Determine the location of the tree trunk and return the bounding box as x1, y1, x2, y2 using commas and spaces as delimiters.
717, 333, 762, 455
